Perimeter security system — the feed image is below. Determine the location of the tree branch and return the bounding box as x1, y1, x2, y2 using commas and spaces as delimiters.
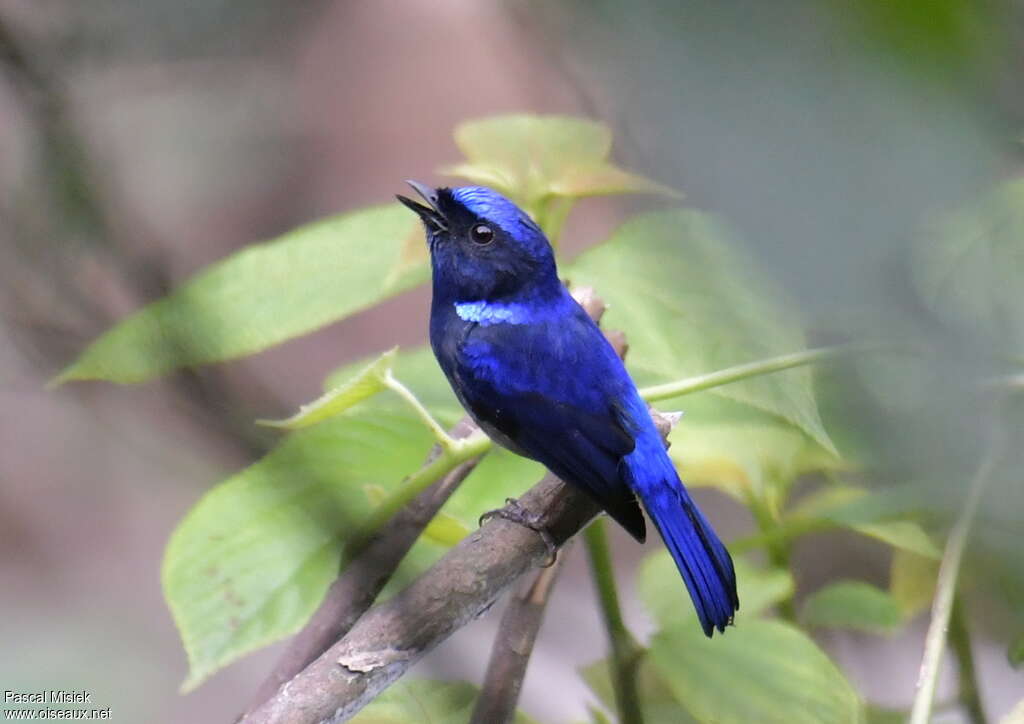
242, 417, 481, 716
468, 542, 572, 724
241, 471, 602, 724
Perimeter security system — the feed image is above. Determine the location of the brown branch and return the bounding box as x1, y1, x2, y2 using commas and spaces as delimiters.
241, 472, 601, 724
242, 417, 481, 716
469, 542, 572, 724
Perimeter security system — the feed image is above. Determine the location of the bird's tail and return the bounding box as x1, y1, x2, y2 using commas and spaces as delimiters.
625, 442, 739, 636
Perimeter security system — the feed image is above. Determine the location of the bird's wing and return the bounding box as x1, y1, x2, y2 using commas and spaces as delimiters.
454, 306, 647, 541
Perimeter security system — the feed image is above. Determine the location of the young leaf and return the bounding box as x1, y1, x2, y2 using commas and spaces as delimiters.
257, 347, 397, 429
569, 209, 836, 454
325, 344, 460, 417
890, 550, 939, 618
647, 620, 861, 724
663, 394, 845, 511
441, 114, 677, 210
790, 484, 942, 558
801, 581, 903, 634
162, 400, 440, 691
851, 521, 941, 559
349, 679, 541, 724
56, 204, 425, 384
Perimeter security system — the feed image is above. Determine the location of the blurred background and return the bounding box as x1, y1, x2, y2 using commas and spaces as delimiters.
1, 0, 1021, 721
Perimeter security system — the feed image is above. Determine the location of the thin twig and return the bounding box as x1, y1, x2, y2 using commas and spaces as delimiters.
469, 542, 572, 724
909, 415, 1005, 724
241, 418, 481, 716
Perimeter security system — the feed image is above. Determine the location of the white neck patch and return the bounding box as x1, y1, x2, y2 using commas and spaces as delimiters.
454, 300, 531, 326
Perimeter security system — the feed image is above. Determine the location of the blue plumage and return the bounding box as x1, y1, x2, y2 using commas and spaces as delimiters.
397, 182, 739, 636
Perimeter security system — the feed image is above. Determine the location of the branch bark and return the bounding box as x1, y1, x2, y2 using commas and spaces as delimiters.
241, 472, 601, 724
242, 417, 481, 715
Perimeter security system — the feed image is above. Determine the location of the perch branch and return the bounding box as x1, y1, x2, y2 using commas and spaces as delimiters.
240, 471, 603, 724
242, 417, 482, 716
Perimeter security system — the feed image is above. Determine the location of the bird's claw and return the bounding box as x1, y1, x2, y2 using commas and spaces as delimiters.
479, 497, 558, 567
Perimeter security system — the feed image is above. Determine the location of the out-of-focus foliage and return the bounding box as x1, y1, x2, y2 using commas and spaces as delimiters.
800, 581, 903, 634
586, 554, 862, 724
569, 210, 835, 454
441, 115, 678, 216
55, 206, 424, 384
913, 177, 1024, 364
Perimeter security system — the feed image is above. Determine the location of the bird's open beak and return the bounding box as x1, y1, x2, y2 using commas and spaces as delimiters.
396, 180, 448, 231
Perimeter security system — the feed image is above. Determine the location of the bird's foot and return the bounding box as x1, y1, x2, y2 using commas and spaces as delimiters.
479, 497, 558, 567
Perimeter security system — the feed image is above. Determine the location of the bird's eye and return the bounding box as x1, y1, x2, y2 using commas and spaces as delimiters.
470, 224, 494, 245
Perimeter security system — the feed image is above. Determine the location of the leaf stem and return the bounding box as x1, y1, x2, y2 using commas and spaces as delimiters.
384, 371, 462, 451
342, 432, 491, 563
638, 343, 859, 403
748, 495, 797, 621
909, 418, 1004, 724
584, 519, 644, 724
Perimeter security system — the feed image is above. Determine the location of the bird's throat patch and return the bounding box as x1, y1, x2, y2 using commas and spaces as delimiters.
454, 300, 531, 326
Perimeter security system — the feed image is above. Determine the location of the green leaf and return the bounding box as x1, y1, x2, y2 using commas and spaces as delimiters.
639, 550, 794, 628
664, 395, 845, 512
257, 348, 398, 429
851, 521, 941, 559
647, 619, 861, 724
326, 345, 461, 420
439, 445, 543, 531
580, 654, 698, 724
363, 484, 470, 547
801, 581, 903, 634
913, 177, 1024, 361
162, 398, 440, 691
349, 679, 540, 724
790, 484, 942, 558
569, 209, 836, 454
56, 204, 425, 384
441, 114, 677, 210
327, 345, 550, 534
889, 549, 939, 618
864, 704, 909, 724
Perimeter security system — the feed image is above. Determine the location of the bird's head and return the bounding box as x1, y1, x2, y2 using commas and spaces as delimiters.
397, 182, 558, 302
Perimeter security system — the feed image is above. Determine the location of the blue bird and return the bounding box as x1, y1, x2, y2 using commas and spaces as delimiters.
397, 182, 738, 636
